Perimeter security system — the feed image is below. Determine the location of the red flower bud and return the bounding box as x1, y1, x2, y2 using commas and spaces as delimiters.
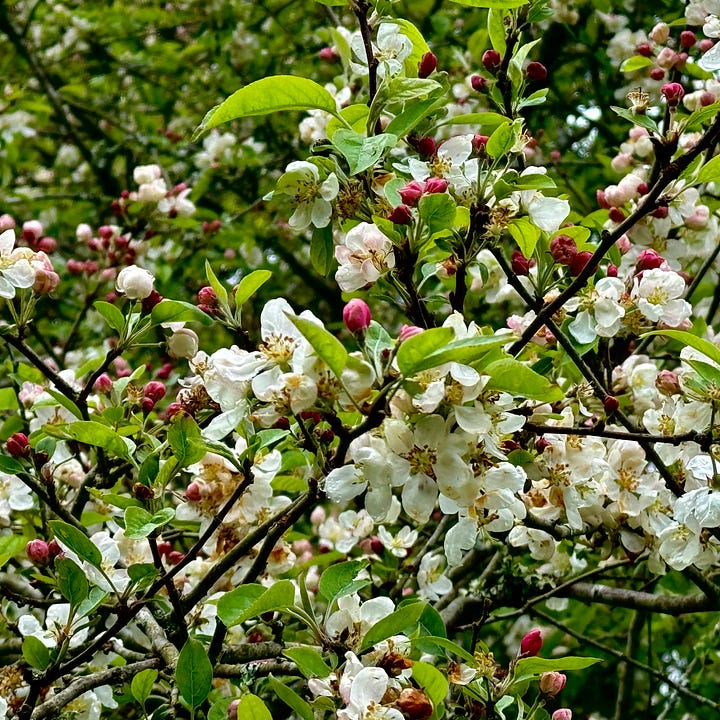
156, 541, 173, 556
596, 189, 610, 209
165, 401, 183, 419
38, 237, 57, 253
185, 482, 202, 502
603, 395, 619, 415
141, 396, 156, 413
388, 204, 413, 225
569, 250, 595, 277
141, 289, 163, 313
636, 249, 665, 270
398, 181, 425, 207
26, 539, 50, 565
608, 207, 626, 223
410, 136, 437, 158
701, 91, 717, 107
549, 235, 578, 266
661, 82, 685, 107
680, 30, 697, 48
526, 62, 548, 81
7, 432, 31, 458
197, 286, 218, 307
418, 51, 437, 78
652, 204, 669, 218
482, 49, 502, 72
637, 183, 649, 195
520, 628, 543, 656
343, 298, 372, 333
94, 374, 113, 393
649, 67, 665, 81
539, 671, 567, 698
472, 135, 489, 154
470, 74, 487, 92
701, 39, 716, 54
166, 551, 185, 564
47, 539, 61, 557
511, 250, 531, 276
636, 43, 653, 57
144, 381, 167, 402
424, 177, 449, 194
607, 264, 618, 278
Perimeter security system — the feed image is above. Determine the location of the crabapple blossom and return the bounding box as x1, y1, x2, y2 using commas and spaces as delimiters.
631, 268, 691, 327
0, 228, 35, 298
275, 160, 339, 230
115, 264, 155, 300
335, 222, 396, 292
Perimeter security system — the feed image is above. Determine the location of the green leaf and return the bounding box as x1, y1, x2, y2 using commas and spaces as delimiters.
331, 130, 398, 174
508, 218, 541, 257
0, 387, 19, 410
684, 101, 720, 131
402, 335, 509, 376
620, 55, 653, 73
318, 559, 369, 601
55, 421, 133, 460
365, 321, 395, 378
610, 106, 659, 134
234, 269, 273, 307
417, 603, 446, 638
396, 327, 456, 376
412, 636, 477, 664
268, 676, 314, 720
23, 636, 51, 670
131, 668, 158, 709
288, 315, 348, 380
513, 655, 602, 682
176, 638, 213, 708
138, 453, 160, 486
55, 557, 89, 605
195, 76, 340, 139
167, 413, 207, 466
45, 388, 83, 421
697, 154, 720, 184
208, 699, 236, 720
283, 647, 333, 679
450, 0, 529, 6
326, 103, 370, 138
393, 19, 430, 78
151, 300, 213, 326
217, 580, 295, 627
386, 97, 444, 139
418, 193, 457, 235
488, 8, 508, 54
93, 300, 125, 333
642, 329, 720, 365
436, 111, 508, 133
486, 120, 515, 159
311, 225, 334, 276
0, 456, 24, 474
205, 260, 229, 307
360, 601, 427, 651
485, 358, 564, 401
124, 506, 175, 540
551, 225, 591, 248
235, 695, 272, 720
50, 520, 102, 568
412, 661, 448, 707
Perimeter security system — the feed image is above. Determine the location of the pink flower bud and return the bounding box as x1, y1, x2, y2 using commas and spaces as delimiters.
656, 370, 681, 396
472, 135, 489, 154
310, 506, 326, 525
596, 190, 609, 209
98, 225, 115, 240
398, 181, 425, 207
47, 539, 61, 557
37, 237, 57, 253
388, 204, 413, 225
0, 214, 15, 232
656, 47, 678, 69
637, 249, 664, 270
539, 671, 567, 698
635, 43, 652, 57
7, 433, 30, 458
661, 82, 685, 107
185, 482, 202, 502
616, 234, 631, 254
413, 136, 437, 158
343, 298, 372, 333
228, 700, 240, 720
526, 62, 547, 81
144, 381, 167, 402
166, 401, 183, 419
424, 177, 449, 194
26, 539, 51, 565
482, 49, 502, 72
680, 30, 697, 48
94, 374, 113, 393
569, 251, 595, 277
418, 51, 437, 78
399, 324, 424, 342
141, 396, 156, 413
22, 220, 43, 244
319, 47, 338, 62
166, 550, 185, 564
33, 267, 60, 295
511, 250, 531, 276
470, 74, 487, 92
520, 628, 543, 656
649, 22, 669, 44
649, 67, 665, 81
197, 286, 218, 307
550, 235, 578, 266
701, 39, 715, 54
552, 710, 572, 720
607, 264, 618, 277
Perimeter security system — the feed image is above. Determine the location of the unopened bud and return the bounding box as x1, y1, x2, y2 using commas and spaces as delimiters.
7, 432, 31, 458
636, 249, 664, 271
388, 204, 413, 225
552, 710, 572, 720
701, 39, 716, 54
472, 135, 489, 154
549, 235, 578, 266
185, 482, 201, 502
652, 204, 669, 219
144, 381, 167, 402
569, 251, 595, 277
470, 74, 487, 92
197, 286, 218, 307
166, 550, 184, 564
526, 62, 547, 81
661, 82, 685, 107
418, 51, 437, 78
319, 46, 338, 62
26, 539, 51, 565
539, 671, 567, 698
424, 177, 449, 194
636, 43, 653, 57
398, 181, 425, 207
482, 49, 502, 72
22, 220, 43, 244
608, 207, 626, 223
656, 370, 680, 396
0, 214, 16, 232
680, 30, 697, 48
399, 325, 424, 342
141, 396, 156, 413
94, 374, 113, 393
343, 298, 372, 333
167, 328, 199, 359
413, 136, 437, 158
649, 67, 665, 81
607, 264, 618, 278
511, 250, 531, 276
603, 395, 619, 415
520, 628, 543, 656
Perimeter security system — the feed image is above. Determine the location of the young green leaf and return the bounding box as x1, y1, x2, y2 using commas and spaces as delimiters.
268, 676, 314, 720
331, 130, 398, 175
235, 695, 272, 720
318, 559, 369, 601
131, 668, 158, 709
283, 647, 333, 679
204, 260, 229, 307
151, 300, 214, 326
217, 580, 295, 627
288, 315, 348, 380
176, 638, 213, 708
412, 661, 449, 707
642, 329, 720, 365
22, 636, 51, 671
167, 412, 206, 466
49, 520, 102, 568
360, 602, 427, 651
55, 557, 89, 605
396, 327, 455, 377
508, 218, 541, 258
418, 193, 457, 235
234, 269, 273, 307
484, 358, 564, 401
124, 506, 175, 540
93, 300, 125, 333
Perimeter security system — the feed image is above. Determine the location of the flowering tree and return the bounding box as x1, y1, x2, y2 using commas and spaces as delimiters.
3, 0, 720, 718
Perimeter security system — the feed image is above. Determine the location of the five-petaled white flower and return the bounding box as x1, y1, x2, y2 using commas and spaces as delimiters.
0, 228, 35, 299
335, 222, 396, 292
276, 160, 339, 230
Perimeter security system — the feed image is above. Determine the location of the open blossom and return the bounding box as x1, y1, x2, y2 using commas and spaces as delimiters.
0, 228, 35, 299
116, 264, 155, 300
631, 268, 691, 327
335, 223, 395, 292
349, 22, 412, 79
566, 277, 626, 343
276, 160, 338, 230
407, 135, 478, 193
